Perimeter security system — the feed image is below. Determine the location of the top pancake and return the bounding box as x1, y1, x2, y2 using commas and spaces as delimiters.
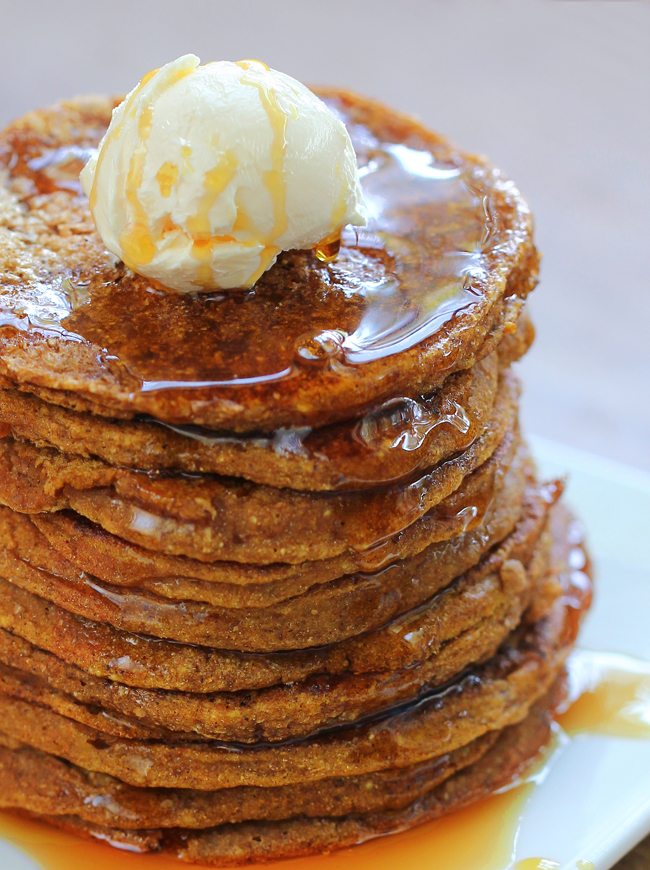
0, 90, 538, 432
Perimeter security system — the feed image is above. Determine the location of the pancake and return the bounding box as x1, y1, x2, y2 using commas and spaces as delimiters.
0, 677, 567, 844
0, 510, 553, 742
0, 348, 491, 491
0, 318, 533, 492
0, 481, 553, 699
152, 682, 566, 864
0, 726, 500, 830
0, 678, 563, 856
0, 505, 591, 791
0, 435, 525, 651
25, 435, 525, 595
0, 92, 538, 432
0, 373, 518, 564
15, 690, 555, 864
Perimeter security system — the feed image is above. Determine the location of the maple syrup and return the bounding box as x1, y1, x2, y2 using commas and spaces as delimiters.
0, 649, 647, 869
23, 144, 95, 195
235, 59, 288, 288
514, 860, 594, 869
150, 383, 475, 492
294, 329, 346, 366
314, 232, 342, 263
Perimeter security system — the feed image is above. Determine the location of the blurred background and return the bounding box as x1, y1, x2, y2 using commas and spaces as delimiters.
0, 0, 648, 472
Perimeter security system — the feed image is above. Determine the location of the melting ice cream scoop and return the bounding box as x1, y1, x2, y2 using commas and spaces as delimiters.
81, 54, 367, 292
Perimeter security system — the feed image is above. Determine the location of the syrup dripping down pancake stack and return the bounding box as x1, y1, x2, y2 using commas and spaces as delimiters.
0, 91, 592, 864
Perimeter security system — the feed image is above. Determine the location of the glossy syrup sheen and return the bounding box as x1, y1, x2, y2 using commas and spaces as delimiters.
1, 649, 648, 870
0, 95, 492, 396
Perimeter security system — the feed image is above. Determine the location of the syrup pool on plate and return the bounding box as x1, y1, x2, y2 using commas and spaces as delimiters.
1, 649, 648, 870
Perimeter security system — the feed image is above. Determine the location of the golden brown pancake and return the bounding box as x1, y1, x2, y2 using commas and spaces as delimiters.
0, 679, 564, 862
17, 691, 555, 865
0, 482, 552, 699
0, 508, 591, 791
25, 435, 525, 597
0, 374, 518, 564
0, 435, 525, 651
0, 512, 552, 742
0, 678, 567, 851
0, 318, 532, 491
0, 727, 499, 830
0, 92, 538, 432
0, 346, 485, 490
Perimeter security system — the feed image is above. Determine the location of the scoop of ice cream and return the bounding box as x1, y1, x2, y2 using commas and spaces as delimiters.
80, 54, 367, 292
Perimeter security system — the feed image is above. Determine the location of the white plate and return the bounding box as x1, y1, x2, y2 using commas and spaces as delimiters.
0, 437, 649, 870
513, 436, 650, 869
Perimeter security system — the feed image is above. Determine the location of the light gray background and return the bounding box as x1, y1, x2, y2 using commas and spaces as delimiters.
1, 0, 648, 469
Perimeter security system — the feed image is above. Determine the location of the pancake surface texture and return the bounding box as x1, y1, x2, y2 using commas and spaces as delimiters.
0, 87, 591, 864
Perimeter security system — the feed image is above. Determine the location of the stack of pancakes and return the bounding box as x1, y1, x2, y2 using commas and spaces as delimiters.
0, 90, 591, 864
